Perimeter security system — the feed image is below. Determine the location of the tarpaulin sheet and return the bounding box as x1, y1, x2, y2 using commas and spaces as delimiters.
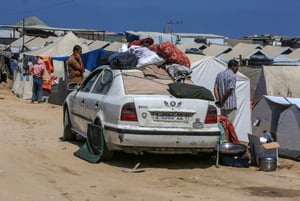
74, 123, 104, 163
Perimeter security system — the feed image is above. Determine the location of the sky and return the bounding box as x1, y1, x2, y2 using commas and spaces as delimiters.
1, 0, 300, 39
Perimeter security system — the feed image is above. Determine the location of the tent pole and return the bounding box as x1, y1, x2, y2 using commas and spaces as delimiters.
22, 18, 25, 52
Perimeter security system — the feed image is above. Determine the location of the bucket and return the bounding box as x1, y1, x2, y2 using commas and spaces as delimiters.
259, 157, 277, 171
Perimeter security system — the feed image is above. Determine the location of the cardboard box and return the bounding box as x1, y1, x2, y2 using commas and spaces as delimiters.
248, 134, 279, 166
262, 142, 280, 149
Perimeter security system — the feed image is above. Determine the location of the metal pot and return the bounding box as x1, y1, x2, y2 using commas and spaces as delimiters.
217, 143, 247, 156
219, 155, 250, 167
259, 157, 277, 171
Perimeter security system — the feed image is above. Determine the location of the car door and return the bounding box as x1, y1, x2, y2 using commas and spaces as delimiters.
71, 69, 102, 136
85, 69, 114, 125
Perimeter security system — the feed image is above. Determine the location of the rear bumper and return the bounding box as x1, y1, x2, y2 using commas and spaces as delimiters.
104, 125, 220, 153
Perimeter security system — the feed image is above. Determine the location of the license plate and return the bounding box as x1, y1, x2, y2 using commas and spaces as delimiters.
152, 112, 189, 122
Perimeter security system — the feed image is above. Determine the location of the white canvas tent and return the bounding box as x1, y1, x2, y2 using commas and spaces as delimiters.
238, 66, 262, 100
12, 32, 86, 100
253, 66, 300, 104
12, 32, 91, 102
25, 31, 89, 56
24, 36, 58, 51
9, 35, 35, 53
25, 31, 89, 78
189, 55, 252, 142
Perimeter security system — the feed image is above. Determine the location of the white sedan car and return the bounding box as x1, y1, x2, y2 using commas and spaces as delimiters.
63, 65, 220, 160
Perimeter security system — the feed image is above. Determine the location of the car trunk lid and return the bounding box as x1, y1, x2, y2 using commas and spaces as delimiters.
132, 96, 210, 128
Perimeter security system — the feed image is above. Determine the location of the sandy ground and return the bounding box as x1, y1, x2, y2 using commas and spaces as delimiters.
0, 80, 300, 201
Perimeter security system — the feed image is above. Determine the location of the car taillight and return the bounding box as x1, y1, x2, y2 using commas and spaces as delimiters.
205, 105, 217, 124
120, 102, 138, 121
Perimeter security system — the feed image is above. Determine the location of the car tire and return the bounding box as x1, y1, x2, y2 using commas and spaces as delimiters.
94, 120, 114, 161
63, 107, 76, 141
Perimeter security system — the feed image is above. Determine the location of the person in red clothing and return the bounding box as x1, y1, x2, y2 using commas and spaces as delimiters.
29, 57, 45, 103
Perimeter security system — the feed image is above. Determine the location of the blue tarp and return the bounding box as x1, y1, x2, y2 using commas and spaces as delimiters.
52, 48, 107, 71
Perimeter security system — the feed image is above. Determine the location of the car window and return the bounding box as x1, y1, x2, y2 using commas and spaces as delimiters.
79, 69, 102, 92
92, 69, 113, 94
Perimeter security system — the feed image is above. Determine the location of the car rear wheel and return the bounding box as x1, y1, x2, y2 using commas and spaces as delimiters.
94, 120, 114, 161
63, 107, 76, 141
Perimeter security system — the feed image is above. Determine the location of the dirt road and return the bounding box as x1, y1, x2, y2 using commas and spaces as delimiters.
0, 81, 300, 201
